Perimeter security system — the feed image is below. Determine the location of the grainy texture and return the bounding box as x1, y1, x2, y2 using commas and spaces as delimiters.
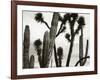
79, 27, 83, 66
29, 55, 35, 68
42, 31, 50, 67
48, 12, 59, 66
23, 25, 30, 68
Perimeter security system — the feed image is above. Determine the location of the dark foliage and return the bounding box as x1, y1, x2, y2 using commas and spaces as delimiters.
77, 16, 85, 25
57, 47, 63, 58
57, 47, 63, 67
75, 16, 85, 34
34, 13, 44, 23
34, 39, 42, 48
65, 33, 71, 42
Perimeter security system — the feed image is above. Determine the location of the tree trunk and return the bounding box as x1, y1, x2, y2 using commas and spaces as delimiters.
54, 44, 59, 67
66, 37, 74, 66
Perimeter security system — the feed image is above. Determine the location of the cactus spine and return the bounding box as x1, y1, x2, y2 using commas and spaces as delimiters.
23, 25, 30, 68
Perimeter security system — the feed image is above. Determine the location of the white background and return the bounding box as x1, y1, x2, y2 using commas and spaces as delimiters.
0, 0, 99, 80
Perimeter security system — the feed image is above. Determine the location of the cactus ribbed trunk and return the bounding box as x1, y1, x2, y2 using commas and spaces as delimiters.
29, 55, 35, 68
42, 31, 50, 67
79, 28, 83, 66
48, 12, 59, 66
23, 25, 30, 68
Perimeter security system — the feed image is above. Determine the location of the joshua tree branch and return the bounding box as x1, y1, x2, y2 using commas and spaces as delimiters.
43, 21, 51, 29
75, 56, 90, 66
56, 23, 63, 37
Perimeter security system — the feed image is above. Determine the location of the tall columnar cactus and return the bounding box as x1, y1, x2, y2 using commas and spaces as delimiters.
41, 31, 50, 67
48, 12, 59, 66
23, 25, 30, 68
82, 40, 89, 66
57, 47, 63, 67
75, 40, 89, 66
79, 27, 83, 66
34, 39, 42, 67
29, 55, 35, 68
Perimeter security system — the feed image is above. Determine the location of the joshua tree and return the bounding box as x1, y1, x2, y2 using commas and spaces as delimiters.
65, 14, 85, 66
23, 25, 30, 68
34, 12, 59, 67
35, 13, 50, 29
34, 12, 67, 67
34, 39, 42, 67
57, 47, 63, 67
35, 12, 61, 67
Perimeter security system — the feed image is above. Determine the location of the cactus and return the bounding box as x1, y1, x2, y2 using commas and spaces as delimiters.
23, 25, 30, 68
57, 47, 63, 67
79, 27, 83, 66
41, 31, 50, 67
29, 55, 35, 68
48, 12, 59, 66
82, 40, 89, 66
75, 40, 89, 66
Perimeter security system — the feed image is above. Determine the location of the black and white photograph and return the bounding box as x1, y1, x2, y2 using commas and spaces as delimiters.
22, 11, 90, 68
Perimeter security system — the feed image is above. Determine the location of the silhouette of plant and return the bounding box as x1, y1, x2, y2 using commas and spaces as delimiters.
57, 47, 63, 67
65, 13, 86, 66
34, 39, 42, 67
35, 13, 61, 67
35, 13, 50, 29
34, 12, 59, 67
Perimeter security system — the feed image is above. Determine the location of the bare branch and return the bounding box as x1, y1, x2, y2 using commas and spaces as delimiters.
75, 56, 90, 66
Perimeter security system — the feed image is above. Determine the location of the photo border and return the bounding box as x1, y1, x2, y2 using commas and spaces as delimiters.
11, 0, 97, 79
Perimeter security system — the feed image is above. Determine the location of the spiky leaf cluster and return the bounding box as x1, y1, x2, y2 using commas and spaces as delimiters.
57, 47, 63, 59
34, 39, 42, 48
34, 13, 44, 23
